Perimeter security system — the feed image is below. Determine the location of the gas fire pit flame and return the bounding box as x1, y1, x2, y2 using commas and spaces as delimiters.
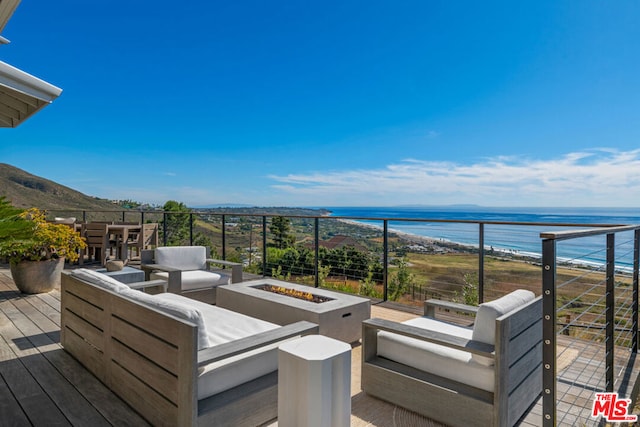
257, 284, 333, 303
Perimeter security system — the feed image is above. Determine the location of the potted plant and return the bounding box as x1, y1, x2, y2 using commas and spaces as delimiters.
0, 197, 86, 293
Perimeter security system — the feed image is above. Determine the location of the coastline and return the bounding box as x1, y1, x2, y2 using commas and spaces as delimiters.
336, 218, 535, 259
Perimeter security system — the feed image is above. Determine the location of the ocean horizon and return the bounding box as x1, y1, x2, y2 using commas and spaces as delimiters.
323, 206, 640, 271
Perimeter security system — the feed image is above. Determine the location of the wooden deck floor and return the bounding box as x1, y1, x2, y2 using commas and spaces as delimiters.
1, 265, 639, 426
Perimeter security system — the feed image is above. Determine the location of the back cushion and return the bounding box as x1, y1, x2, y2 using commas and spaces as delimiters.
472, 289, 535, 345
120, 288, 211, 350
70, 268, 129, 293
155, 246, 207, 271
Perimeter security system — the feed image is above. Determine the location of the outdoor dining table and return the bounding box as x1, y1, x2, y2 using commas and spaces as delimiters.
107, 223, 142, 262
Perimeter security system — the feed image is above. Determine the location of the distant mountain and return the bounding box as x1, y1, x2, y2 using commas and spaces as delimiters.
0, 163, 121, 211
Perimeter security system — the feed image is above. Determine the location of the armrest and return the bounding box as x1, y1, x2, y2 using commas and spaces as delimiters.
197, 320, 319, 367
128, 279, 168, 293
424, 299, 479, 318
206, 258, 243, 283
362, 318, 494, 358
140, 263, 182, 293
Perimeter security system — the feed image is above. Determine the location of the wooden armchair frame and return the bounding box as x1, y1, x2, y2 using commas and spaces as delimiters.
61, 271, 318, 426
362, 296, 542, 427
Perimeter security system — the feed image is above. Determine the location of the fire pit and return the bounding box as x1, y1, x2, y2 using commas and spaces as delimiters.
254, 284, 334, 303
216, 279, 371, 343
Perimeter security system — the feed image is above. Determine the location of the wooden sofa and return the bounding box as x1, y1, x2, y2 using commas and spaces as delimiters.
141, 246, 243, 304
61, 270, 318, 427
362, 290, 542, 427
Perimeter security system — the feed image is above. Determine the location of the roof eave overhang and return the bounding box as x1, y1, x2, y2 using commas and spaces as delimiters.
0, 61, 63, 127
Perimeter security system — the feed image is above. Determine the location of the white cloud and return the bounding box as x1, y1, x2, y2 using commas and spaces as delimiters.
268, 149, 640, 207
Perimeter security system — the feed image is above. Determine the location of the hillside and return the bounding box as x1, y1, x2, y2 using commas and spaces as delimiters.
0, 163, 120, 211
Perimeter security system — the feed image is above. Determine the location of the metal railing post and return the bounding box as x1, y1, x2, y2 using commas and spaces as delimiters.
262, 216, 267, 277
82, 210, 86, 222
122, 211, 125, 222
163, 213, 167, 246
189, 213, 194, 245
479, 222, 485, 304
221, 214, 226, 261
315, 217, 319, 288
634, 229, 640, 352
141, 211, 145, 224
383, 219, 389, 302
606, 233, 615, 392
542, 238, 557, 427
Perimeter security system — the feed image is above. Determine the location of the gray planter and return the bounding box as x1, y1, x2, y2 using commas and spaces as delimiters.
10, 258, 65, 294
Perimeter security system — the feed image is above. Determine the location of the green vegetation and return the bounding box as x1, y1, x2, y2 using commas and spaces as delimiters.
0, 200, 85, 264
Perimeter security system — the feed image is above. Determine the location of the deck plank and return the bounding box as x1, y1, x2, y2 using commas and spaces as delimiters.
0, 270, 149, 427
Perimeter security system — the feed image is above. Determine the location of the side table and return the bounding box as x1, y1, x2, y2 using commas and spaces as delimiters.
278, 335, 351, 427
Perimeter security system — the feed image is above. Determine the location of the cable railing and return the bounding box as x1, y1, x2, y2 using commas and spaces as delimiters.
541, 225, 640, 426
47, 208, 629, 302
48, 208, 640, 424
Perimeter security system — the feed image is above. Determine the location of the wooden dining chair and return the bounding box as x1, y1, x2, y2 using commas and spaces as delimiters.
80, 222, 116, 266
127, 223, 159, 260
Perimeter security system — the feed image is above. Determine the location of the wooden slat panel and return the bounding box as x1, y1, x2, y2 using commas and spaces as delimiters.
62, 274, 109, 309
198, 372, 278, 426
507, 341, 542, 393
63, 290, 105, 331
62, 327, 106, 382
498, 297, 542, 338
63, 309, 105, 352
111, 338, 179, 404
109, 361, 180, 427
507, 364, 543, 426
363, 360, 493, 427
111, 296, 191, 345
507, 318, 542, 365
110, 316, 181, 374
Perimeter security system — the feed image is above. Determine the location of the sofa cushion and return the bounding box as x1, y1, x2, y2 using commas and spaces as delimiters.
378, 316, 495, 392
150, 270, 230, 291
155, 246, 207, 271
472, 290, 535, 345
70, 268, 129, 293
119, 289, 211, 350
156, 294, 283, 399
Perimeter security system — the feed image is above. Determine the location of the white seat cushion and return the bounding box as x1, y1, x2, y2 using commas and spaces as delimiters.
155, 294, 283, 400
70, 268, 130, 293
155, 246, 207, 270
377, 317, 495, 392
150, 270, 230, 290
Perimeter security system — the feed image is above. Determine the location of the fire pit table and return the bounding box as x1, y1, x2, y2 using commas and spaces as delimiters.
216, 279, 371, 343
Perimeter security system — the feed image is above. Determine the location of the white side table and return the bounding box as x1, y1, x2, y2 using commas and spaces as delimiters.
278, 335, 351, 427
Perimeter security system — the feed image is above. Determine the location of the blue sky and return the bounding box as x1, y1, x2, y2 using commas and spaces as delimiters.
1, 1, 639, 208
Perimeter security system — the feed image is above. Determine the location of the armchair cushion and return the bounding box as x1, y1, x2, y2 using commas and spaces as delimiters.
70, 268, 129, 293
150, 270, 231, 290
119, 288, 211, 350
470, 289, 535, 366
471, 289, 535, 345
378, 317, 495, 392
155, 245, 207, 270
155, 293, 284, 400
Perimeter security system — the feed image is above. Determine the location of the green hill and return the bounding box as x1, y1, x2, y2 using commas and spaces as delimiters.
0, 163, 121, 211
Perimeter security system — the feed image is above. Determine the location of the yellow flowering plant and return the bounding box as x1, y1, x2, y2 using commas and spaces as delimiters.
0, 199, 86, 264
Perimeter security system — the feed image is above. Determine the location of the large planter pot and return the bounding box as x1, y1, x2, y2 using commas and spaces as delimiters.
9, 258, 65, 294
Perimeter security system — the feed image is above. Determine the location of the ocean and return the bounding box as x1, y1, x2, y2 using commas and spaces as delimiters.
324, 206, 640, 271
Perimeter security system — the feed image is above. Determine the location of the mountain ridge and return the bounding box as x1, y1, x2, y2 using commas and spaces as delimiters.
0, 163, 121, 211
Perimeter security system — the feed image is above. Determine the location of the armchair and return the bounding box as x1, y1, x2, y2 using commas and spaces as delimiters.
141, 246, 243, 304
362, 290, 542, 427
